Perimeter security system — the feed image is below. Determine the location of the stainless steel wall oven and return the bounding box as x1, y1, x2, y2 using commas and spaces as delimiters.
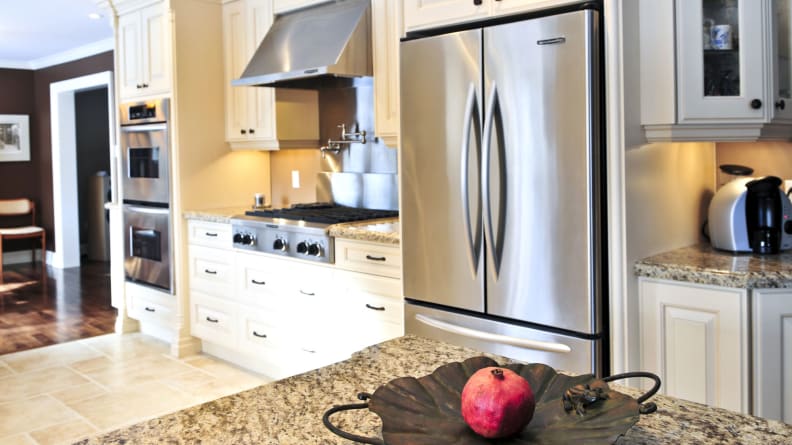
120, 99, 173, 293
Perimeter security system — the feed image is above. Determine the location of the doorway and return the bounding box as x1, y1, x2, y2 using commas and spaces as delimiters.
50, 71, 115, 268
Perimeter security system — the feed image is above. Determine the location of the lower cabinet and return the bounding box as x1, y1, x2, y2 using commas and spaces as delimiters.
639, 278, 749, 414
186, 221, 404, 380
753, 289, 792, 424
126, 281, 176, 327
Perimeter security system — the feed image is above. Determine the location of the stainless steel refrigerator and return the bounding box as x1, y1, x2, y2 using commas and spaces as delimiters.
400, 6, 605, 376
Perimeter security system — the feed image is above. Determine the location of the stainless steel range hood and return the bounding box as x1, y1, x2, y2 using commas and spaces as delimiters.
232, 0, 372, 89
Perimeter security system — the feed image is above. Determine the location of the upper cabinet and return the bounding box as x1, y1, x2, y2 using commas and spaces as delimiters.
403, 0, 581, 33
222, 0, 319, 150
640, 0, 792, 142
272, 0, 332, 14
117, 1, 171, 100
372, 0, 401, 147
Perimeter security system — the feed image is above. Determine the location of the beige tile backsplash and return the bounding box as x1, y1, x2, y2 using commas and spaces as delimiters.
269, 149, 322, 208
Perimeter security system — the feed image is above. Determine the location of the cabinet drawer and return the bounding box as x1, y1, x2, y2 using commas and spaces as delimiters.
189, 246, 234, 296
188, 221, 232, 249
335, 239, 401, 278
126, 282, 175, 327
191, 292, 238, 350
238, 310, 293, 354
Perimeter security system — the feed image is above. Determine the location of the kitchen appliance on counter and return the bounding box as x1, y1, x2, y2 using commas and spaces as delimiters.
400, 5, 606, 376
708, 175, 792, 254
120, 98, 174, 293
231, 203, 397, 263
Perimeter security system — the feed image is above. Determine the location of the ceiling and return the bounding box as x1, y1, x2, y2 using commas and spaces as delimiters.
0, 0, 113, 70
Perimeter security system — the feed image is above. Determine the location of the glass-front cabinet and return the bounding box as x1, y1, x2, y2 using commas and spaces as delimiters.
640, 0, 792, 141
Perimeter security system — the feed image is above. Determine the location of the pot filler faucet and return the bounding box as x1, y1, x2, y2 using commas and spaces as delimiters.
320, 123, 367, 157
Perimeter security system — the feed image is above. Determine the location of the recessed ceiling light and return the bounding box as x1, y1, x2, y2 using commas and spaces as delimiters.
88, 13, 102, 20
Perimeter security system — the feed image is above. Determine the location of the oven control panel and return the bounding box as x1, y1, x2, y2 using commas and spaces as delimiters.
231, 221, 334, 264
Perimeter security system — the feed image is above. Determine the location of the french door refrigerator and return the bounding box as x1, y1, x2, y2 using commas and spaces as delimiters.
400, 6, 605, 376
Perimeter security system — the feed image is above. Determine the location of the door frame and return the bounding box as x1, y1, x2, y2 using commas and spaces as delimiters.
50, 71, 116, 268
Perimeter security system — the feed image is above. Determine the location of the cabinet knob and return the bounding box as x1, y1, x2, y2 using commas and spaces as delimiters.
241, 129, 247, 135
136, 84, 142, 89
750, 99, 763, 110
249, 128, 255, 134
473, 0, 482, 4
776, 99, 786, 110
141, 83, 148, 88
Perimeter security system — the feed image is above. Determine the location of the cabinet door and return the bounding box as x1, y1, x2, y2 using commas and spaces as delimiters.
245, 0, 277, 141
140, 2, 171, 96
372, 0, 401, 147
490, 0, 580, 18
676, 0, 766, 122
753, 288, 792, 424
773, 0, 792, 122
639, 278, 749, 413
403, 0, 487, 32
223, 0, 250, 142
117, 12, 142, 100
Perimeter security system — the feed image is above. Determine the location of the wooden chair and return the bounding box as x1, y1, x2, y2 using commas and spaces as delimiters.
0, 199, 46, 282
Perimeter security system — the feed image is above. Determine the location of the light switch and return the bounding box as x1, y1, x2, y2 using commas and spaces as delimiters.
292, 170, 300, 189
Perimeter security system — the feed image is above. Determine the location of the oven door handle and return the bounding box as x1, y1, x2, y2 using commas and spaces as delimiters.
124, 205, 170, 215
414, 314, 572, 354
121, 123, 167, 133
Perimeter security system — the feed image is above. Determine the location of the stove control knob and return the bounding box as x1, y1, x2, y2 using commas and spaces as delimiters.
242, 234, 254, 245
308, 243, 321, 257
296, 241, 308, 255
233, 233, 243, 244
273, 238, 287, 251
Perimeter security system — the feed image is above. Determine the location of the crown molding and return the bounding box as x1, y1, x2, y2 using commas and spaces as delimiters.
0, 38, 115, 71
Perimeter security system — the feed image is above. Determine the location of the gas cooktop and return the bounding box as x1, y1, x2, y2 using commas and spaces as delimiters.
231, 203, 398, 264
244, 203, 398, 225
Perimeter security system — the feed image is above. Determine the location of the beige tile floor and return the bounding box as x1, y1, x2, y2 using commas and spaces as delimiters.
0, 333, 272, 445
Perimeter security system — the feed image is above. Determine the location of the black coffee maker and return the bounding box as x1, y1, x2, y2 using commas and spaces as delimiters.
745, 176, 792, 254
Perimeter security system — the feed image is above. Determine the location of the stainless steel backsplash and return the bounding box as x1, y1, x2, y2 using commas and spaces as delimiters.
315, 78, 398, 210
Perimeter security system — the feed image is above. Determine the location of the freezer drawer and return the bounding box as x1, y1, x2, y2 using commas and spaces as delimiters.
405, 302, 600, 376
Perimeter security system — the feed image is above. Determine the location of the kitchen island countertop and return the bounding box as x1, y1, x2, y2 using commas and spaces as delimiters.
635, 243, 792, 288
76, 335, 792, 445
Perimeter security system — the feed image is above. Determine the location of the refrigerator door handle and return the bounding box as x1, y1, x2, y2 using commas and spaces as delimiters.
415, 314, 572, 354
460, 83, 480, 276
482, 84, 500, 276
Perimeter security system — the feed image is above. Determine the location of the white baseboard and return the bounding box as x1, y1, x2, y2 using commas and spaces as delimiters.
1, 249, 54, 266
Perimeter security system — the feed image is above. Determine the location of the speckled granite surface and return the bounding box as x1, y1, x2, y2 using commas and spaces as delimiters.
75, 335, 792, 445
182, 206, 252, 224
328, 217, 400, 244
634, 244, 792, 288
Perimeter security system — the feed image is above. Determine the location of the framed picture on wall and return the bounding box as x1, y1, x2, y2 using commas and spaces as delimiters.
0, 114, 30, 162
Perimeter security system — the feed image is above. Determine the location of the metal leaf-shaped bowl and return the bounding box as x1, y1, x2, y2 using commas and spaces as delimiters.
323, 356, 660, 445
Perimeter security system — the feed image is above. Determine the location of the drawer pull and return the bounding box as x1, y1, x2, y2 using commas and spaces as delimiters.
204, 269, 218, 275
206, 316, 219, 323
205, 232, 218, 237
302, 348, 316, 354
299, 290, 316, 296
365, 255, 387, 262
144, 307, 156, 312
251, 279, 266, 285
252, 331, 267, 338
366, 304, 386, 311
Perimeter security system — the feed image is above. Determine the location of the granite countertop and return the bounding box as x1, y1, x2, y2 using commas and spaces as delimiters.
76, 335, 792, 445
327, 217, 400, 244
635, 244, 792, 289
182, 206, 251, 224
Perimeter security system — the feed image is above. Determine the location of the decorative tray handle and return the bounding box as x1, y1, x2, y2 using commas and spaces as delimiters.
602, 371, 662, 414
322, 393, 384, 445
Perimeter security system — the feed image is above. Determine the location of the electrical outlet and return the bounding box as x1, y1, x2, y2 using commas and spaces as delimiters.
292, 170, 300, 189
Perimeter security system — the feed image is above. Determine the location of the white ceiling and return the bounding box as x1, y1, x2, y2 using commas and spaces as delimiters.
0, 0, 114, 70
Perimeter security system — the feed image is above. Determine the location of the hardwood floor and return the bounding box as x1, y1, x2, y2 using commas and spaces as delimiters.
0, 261, 117, 355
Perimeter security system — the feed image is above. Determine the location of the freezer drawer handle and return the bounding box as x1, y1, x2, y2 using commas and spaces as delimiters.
365, 255, 386, 262
414, 314, 572, 354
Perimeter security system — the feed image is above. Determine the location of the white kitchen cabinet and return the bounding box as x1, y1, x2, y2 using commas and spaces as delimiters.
222, 0, 320, 150
372, 0, 401, 147
188, 245, 235, 297
402, 0, 581, 33
335, 238, 401, 278
639, 278, 749, 414
335, 270, 404, 352
126, 281, 176, 327
117, 1, 171, 100
272, 0, 332, 14
752, 288, 792, 424
640, 0, 792, 141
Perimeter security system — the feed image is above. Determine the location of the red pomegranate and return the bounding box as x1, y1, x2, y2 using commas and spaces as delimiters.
460, 367, 535, 438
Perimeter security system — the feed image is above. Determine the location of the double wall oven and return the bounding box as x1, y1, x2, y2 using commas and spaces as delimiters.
120, 99, 173, 293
